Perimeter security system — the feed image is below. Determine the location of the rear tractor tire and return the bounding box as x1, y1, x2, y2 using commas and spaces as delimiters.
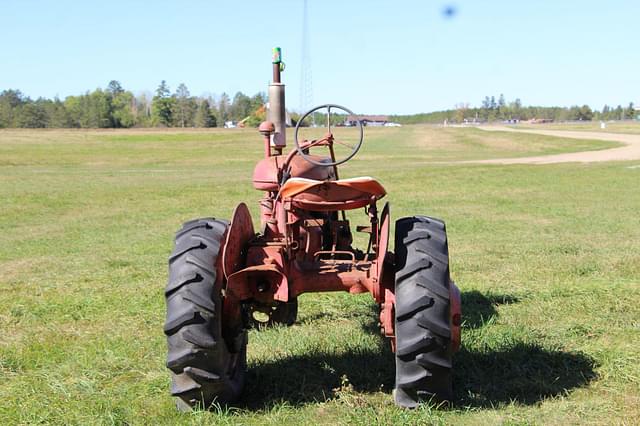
393, 216, 454, 408
164, 218, 247, 410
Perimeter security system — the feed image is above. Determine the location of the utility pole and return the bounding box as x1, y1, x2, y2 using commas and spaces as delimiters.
299, 0, 313, 117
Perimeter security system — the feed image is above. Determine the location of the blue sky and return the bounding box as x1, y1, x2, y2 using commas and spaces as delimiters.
2, 0, 638, 114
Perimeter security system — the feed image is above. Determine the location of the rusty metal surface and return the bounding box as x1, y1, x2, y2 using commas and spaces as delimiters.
252, 154, 335, 192
280, 177, 386, 212
222, 203, 255, 279
221, 49, 412, 352
449, 280, 462, 353
373, 202, 390, 302
259, 121, 275, 134
380, 287, 396, 351
227, 263, 289, 302
268, 83, 286, 147
252, 156, 282, 191
288, 263, 370, 296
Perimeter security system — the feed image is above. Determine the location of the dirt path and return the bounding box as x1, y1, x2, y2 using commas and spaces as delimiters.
472, 126, 640, 164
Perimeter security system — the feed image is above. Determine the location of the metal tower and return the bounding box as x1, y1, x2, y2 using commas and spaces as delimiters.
299, 0, 313, 114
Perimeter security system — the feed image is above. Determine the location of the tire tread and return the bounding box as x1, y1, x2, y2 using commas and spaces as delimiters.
164, 217, 246, 409
394, 215, 453, 408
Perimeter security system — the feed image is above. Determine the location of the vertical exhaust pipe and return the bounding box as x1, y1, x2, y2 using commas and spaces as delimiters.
268, 47, 286, 150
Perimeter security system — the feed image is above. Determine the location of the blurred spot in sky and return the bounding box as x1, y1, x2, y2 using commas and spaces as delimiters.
442, 5, 457, 19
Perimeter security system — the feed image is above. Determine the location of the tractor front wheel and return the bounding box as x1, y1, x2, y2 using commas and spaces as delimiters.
393, 216, 454, 408
164, 218, 247, 410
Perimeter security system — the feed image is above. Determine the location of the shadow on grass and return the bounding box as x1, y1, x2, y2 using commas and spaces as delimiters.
239, 290, 596, 409
453, 343, 597, 407
240, 344, 395, 409
461, 290, 519, 329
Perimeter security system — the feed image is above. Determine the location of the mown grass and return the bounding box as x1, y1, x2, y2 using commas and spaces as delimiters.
1, 127, 638, 425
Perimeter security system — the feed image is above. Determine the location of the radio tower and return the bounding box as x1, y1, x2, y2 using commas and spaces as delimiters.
299, 0, 313, 114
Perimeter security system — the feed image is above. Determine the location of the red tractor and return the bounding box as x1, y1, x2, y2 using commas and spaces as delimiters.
164, 48, 461, 410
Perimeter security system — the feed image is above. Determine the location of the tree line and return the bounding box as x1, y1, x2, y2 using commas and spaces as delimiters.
1, 86, 637, 129
391, 94, 637, 125
0, 81, 266, 128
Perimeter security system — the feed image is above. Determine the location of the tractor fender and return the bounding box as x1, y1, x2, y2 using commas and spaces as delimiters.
373, 202, 391, 303
222, 203, 255, 279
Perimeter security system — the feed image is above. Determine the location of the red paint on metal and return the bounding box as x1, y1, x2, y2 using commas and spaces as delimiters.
279, 177, 386, 212
449, 281, 462, 352
264, 138, 272, 158
252, 154, 336, 192
226, 246, 380, 302
222, 203, 255, 279
259, 121, 275, 158
373, 202, 390, 303
288, 264, 370, 296
259, 121, 275, 134
217, 228, 243, 339
221, 134, 410, 352
227, 264, 289, 302
252, 156, 282, 191
380, 287, 396, 351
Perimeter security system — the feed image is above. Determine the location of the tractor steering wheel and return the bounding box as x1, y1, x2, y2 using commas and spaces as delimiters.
294, 104, 364, 167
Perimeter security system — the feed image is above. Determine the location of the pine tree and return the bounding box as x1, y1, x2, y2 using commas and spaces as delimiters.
107, 80, 124, 96
195, 99, 215, 127
175, 83, 192, 127
218, 92, 230, 126
152, 81, 174, 126
625, 102, 636, 119
156, 80, 170, 98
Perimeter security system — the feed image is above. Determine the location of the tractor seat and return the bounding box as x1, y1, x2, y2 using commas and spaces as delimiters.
279, 177, 386, 211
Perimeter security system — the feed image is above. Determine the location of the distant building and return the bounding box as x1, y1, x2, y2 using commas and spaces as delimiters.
527, 118, 554, 124
345, 115, 389, 127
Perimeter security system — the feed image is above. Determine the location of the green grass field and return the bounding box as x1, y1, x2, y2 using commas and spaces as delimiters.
1, 126, 639, 425
512, 120, 640, 134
